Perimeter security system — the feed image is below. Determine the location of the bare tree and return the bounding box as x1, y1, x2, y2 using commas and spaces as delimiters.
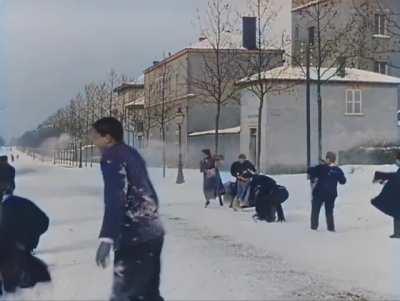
148, 63, 177, 178
190, 0, 241, 155
291, 0, 361, 161
238, 0, 286, 171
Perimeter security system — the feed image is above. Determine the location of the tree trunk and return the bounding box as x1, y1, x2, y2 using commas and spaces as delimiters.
162, 126, 166, 178
317, 85, 322, 162
215, 102, 221, 155
257, 98, 264, 172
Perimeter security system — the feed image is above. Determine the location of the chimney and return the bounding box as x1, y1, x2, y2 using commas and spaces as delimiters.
243, 17, 257, 50
337, 57, 346, 78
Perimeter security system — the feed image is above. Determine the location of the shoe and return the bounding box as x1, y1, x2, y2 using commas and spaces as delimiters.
390, 234, 400, 239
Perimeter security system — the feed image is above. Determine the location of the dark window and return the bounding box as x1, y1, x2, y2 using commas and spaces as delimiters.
308, 26, 315, 46
374, 61, 388, 74
375, 14, 386, 35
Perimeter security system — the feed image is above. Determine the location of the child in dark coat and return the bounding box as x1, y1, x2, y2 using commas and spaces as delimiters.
308, 152, 347, 232
90, 117, 165, 301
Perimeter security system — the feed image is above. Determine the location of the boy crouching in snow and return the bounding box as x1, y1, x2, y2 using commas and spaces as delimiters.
89, 117, 165, 301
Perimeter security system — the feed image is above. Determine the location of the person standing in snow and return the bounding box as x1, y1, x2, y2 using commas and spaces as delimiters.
230, 154, 256, 210
214, 155, 225, 207
0, 156, 15, 199
308, 151, 347, 232
90, 117, 165, 301
371, 152, 400, 238
200, 149, 218, 208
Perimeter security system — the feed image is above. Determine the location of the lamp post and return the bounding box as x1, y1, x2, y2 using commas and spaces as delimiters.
175, 108, 185, 184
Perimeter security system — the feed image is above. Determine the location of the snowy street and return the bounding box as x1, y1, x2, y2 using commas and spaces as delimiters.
5, 153, 400, 300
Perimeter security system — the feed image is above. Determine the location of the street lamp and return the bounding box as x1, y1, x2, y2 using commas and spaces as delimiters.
175, 108, 185, 184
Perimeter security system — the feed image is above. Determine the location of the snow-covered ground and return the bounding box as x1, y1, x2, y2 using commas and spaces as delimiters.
3, 152, 400, 300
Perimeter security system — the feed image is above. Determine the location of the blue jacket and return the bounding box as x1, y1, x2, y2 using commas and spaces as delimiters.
308, 164, 347, 199
100, 143, 164, 247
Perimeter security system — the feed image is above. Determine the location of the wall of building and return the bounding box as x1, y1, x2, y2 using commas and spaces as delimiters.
241, 82, 399, 173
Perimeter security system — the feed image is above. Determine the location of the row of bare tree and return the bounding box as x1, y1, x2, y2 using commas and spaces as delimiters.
23, 0, 400, 172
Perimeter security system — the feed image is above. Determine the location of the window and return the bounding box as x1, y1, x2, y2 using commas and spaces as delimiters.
294, 26, 300, 42
375, 61, 388, 74
346, 90, 363, 115
308, 26, 315, 46
375, 14, 386, 35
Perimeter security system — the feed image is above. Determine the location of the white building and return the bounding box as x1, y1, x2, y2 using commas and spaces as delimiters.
238, 66, 400, 173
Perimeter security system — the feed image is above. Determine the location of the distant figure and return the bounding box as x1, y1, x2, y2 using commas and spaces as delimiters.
200, 149, 219, 208
90, 117, 165, 301
230, 154, 256, 210
0, 156, 15, 198
371, 151, 400, 238
308, 152, 347, 232
10, 154, 15, 162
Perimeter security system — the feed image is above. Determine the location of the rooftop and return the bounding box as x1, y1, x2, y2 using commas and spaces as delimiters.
189, 126, 240, 137
238, 66, 400, 86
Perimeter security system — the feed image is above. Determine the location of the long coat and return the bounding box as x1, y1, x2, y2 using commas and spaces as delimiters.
371, 169, 400, 219
99, 143, 164, 247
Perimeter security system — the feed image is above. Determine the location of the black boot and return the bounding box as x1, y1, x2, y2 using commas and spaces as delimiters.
326, 214, 335, 232
390, 218, 400, 238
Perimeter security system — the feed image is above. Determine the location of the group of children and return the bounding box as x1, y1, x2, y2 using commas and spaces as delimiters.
199, 148, 400, 237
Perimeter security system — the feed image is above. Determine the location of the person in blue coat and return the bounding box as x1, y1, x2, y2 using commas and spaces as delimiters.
90, 117, 165, 301
308, 152, 347, 232
372, 152, 400, 238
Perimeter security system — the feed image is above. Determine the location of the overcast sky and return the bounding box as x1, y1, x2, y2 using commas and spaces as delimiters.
0, 0, 291, 140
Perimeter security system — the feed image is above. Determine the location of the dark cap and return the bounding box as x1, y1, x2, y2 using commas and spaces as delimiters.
238, 154, 247, 160
0, 156, 8, 163
326, 151, 337, 163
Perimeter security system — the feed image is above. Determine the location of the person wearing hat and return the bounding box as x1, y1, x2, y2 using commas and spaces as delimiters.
371, 151, 400, 238
0, 156, 15, 199
200, 149, 219, 208
307, 151, 347, 232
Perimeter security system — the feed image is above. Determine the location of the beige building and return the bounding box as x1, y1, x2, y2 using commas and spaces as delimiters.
114, 76, 145, 147
143, 18, 284, 167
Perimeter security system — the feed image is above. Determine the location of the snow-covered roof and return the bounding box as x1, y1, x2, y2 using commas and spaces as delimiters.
188, 34, 244, 50
114, 76, 145, 93
238, 66, 400, 86
125, 96, 145, 107
189, 126, 240, 137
